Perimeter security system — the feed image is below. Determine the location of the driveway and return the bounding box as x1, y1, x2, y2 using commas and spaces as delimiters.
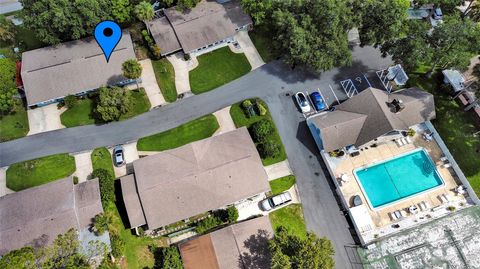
235, 30, 265, 70
138, 59, 166, 108
264, 160, 293, 181
73, 151, 93, 183
0, 45, 392, 269
213, 106, 236, 135
167, 52, 196, 95
0, 167, 14, 197
109, 142, 139, 178
27, 104, 65, 135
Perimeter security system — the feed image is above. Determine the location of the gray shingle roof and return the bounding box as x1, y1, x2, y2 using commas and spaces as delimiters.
21, 31, 136, 106
179, 216, 273, 269
0, 178, 103, 255
309, 87, 435, 152
119, 174, 147, 228
147, 17, 182, 55
121, 127, 270, 230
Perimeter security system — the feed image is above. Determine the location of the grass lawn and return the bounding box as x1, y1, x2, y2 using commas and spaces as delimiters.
249, 26, 278, 63
270, 175, 296, 195
137, 114, 219, 151
407, 73, 480, 195
189, 46, 251, 94
152, 59, 177, 102
269, 204, 307, 239
6, 154, 76, 191
60, 98, 95, 127
0, 100, 29, 142
230, 99, 287, 165
120, 88, 151, 120
91, 147, 115, 177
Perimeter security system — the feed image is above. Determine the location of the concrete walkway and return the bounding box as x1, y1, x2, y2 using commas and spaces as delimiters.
235, 31, 265, 70
264, 160, 293, 181
0, 167, 14, 197
73, 151, 93, 183
138, 59, 166, 108
167, 52, 197, 96
27, 104, 66, 135
213, 106, 236, 135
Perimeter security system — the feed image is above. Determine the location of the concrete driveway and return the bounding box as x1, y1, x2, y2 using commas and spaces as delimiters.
109, 142, 139, 178
0, 167, 14, 197
27, 104, 65, 135
235, 30, 265, 70
264, 160, 293, 180
167, 52, 197, 95
72, 151, 93, 183
138, 59, 166, 108
213, 106, 236, 135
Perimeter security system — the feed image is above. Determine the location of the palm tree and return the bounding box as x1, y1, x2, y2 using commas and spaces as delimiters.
122, 59, 143, 88
92, 212, 112, 236
134, 1, 154, 22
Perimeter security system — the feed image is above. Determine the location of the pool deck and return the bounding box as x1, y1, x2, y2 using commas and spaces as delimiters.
322, 124, 473, 244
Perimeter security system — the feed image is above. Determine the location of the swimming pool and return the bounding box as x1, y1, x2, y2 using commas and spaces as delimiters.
354, 148, 444, 209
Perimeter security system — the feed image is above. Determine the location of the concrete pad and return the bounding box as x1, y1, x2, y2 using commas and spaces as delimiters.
73, 151, 93, 183
264, 160, 293, 181
0, 167, 14, 197
236, 193, 267, 221
27, 104, 66, 135
109, 142, 139, 178
166, 52, 195, 95
137, 59, 166, 108
235, 31, 265, 70
213, 106, 236, 136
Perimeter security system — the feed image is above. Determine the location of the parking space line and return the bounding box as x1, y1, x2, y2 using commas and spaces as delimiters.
363, 74, 372, 88
316, 88, 329, 109
329, 84, 340, 105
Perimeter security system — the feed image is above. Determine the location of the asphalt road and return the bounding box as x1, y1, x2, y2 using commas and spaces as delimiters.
0, 44, 392, 268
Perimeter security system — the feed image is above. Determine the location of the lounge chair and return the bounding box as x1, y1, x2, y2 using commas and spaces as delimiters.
389, 212, 398, 221
439, 194, 449, 204
419, 202, 427, 211
394, 210, 404, 219
401, 138, 408, 145
395, 139, 405, 147
443, 163, 452, 168
440, 156, 448, 162
405, 136, 413, 144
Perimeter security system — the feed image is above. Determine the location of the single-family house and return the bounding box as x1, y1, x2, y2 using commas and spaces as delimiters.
0, 177, 110, 255
119, 127, 270, 231
20, 31, 136, 108
307, 87, 436, 153
179, 216, 273, 269
146, 0, 252, 56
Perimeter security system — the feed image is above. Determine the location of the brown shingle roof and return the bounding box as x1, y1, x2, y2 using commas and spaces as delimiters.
122, 127, 270, 229
0, 178, 103, 255
180, 216, 273, 269
21, 31, 135, 106
147, 17, 182, 55
309, 87, 435, 151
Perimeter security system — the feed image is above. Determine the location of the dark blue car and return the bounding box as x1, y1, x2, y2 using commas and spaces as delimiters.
310, 92, 326, 111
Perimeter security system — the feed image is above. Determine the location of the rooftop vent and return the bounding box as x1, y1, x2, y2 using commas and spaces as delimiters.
390, 99, 405, 113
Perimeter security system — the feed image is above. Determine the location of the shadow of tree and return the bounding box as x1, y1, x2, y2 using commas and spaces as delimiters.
238, 229, 272, 269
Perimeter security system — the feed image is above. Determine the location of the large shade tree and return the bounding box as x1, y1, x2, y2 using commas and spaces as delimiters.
122, 59, 143, 88
95, 86, 133, 122
134, 1, 154, 22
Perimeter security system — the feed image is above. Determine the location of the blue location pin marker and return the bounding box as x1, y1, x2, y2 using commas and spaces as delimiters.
94, 21, 122, 62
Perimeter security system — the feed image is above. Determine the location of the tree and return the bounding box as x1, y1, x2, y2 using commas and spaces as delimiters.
196, 216, 222, 234
64, 95, 78, 109
251, 119, 274, 142
160, 247, 183, 269
357, 0, 410, 47
177, 0, 201, 11
134, 1, 154, 22
122, 59, 142, 88
269, 226, 335, 269
92, 212, 112, 235
111, 0, 133, 24
258, 140, 281, 158
0, 247, 36, 269
20, 0, 111, 44
40, 228, 89, 269
95, 86, 132, 122
241, 0, 352, 72
0, 58, 17, 112
0, 15, 15, 43
226, 206, 239, 223
413, 0, 462, 12
92, 169, 115, 206
466, 1, 480, 22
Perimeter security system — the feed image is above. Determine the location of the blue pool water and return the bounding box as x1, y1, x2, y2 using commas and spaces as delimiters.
355, 149, 443, 209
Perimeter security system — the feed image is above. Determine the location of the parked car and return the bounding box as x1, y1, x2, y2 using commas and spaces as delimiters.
294, 92, 311, 113
432, 7, 443, 20
310, 92, 326, 111
113, 146, 125, 167
260, 192, 292, 211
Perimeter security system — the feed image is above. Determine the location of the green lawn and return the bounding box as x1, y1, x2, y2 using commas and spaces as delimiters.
407, 73, 480, 195
119, 88, 151, 120
91, 147, 115, 177
270, 175, 296, 195
152, 59, 177, 102
60, 98, 95, 127
0, 100, 29, 142
249, 26, 278, 63
189, 47, 251, 94
137, 114, 219, 151
269, 204, 307, 239
230, 99, 287, 165
6, 154, 76, 191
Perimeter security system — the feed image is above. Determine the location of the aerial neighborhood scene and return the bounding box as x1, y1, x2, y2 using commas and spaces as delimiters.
1, 0, 480, 268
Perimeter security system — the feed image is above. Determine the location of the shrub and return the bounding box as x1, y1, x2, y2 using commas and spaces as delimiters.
242, 99, 252, 109
73, 176, 79, 185
256, 102, 267, 116
196, 216, 221, 234
258, 140, 281, 158
92, 169, 115, 206
110, 234, 125, 258
407, 128, 416, 137
159, 247, 183, 269
251, 119, 274, 142
92, 212, 112, 236
64, 95, 78, 108
150, 44, 161, 60
473, 63, 480, 79
57, 100, 65, 109
183, 53, 191, 61
226, 206, 238, 223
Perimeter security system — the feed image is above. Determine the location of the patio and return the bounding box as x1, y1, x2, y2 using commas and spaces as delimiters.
322, 123, 473, 244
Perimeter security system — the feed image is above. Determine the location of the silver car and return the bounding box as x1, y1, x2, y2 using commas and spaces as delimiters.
113, 146, 125, 167
260, 192, 292, 211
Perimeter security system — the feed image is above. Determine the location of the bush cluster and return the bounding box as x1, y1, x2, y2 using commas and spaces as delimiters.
110, 234, 125, 258
214, 206, 239, 223
92, 169, 115, 206
258, 139, 281, 158
64, 95, 78, 109
141, 30, 161, 59
196, 216, 222, 234
251, 119, 274, 142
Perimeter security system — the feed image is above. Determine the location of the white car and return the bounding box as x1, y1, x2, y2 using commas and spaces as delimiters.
295, 92, 311, 113
260, 192, 292, 211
